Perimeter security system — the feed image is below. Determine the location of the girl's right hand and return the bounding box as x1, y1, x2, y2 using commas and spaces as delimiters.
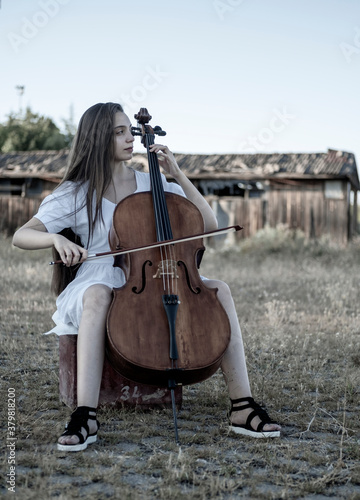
52, 234, 88, 267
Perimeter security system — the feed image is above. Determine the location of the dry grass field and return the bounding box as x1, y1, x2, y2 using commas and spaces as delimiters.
1, 228, 359, 499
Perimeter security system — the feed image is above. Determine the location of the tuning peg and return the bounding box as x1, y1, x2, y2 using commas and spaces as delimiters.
131, 126, 142, 136
153, 126, 167, 136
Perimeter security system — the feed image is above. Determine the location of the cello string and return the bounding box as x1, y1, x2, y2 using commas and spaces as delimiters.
146, 129, 178, 297
148, 135, 173, 241
147, 135, 171, 240
147, 137, 163, 241
154, 134, 177, 296
152, 137, 177, 296
147, 134, 170, 293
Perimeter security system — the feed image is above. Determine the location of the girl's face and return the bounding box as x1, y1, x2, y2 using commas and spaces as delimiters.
113, 112, 134, 162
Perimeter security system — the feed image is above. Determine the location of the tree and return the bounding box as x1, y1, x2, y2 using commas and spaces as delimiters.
0, 108, 74, 152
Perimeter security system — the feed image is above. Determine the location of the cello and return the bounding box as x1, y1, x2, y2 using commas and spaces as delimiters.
105, 109, 236, 438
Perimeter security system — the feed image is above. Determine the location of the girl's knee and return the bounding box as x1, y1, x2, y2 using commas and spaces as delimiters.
83, 285, 112, 310
217, 280, 231, 296
205, 279, 235, 314
206, 279, 231, 300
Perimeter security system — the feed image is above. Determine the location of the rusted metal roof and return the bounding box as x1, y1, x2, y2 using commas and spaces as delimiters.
0, 150, 68, 179
0, 148, 358, 189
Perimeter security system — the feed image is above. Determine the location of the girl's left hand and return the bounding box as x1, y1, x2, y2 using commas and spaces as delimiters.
149, 144, 181, 178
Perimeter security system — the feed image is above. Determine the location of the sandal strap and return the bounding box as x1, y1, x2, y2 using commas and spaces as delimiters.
245, 409, 273, 432
229, 397, 257, 414
229, 397, 275, 432
74, 406, 97, 418
60, 406, 98, 444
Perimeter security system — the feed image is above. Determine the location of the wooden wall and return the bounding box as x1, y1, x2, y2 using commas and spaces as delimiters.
207, 180, 353, 246
0, 197, 42, 234
267, 181, 350, 245
209, 196, 265, 246
267, 190, 349, 245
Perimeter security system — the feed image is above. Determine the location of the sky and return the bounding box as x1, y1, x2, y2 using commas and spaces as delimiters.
1, 0, 359, 172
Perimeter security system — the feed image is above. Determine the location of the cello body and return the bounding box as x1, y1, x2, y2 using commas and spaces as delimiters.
105, 108, 231, 388
106, 192, 231, 386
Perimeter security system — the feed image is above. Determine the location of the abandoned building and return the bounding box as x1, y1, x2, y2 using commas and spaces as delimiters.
0, 148, 358, 245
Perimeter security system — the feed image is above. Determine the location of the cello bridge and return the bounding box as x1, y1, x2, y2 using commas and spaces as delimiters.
153, 260, 179, 279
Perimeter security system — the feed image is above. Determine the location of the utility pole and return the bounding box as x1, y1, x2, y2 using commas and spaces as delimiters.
15, 85, 25, 116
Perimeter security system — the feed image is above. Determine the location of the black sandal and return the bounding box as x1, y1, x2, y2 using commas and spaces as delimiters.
57, 406, 100, 452
228, 397, 280, 438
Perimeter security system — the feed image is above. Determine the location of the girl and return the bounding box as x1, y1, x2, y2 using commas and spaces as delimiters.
12, 102, 281, 451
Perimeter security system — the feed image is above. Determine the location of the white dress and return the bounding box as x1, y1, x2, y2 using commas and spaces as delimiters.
35, 170, 186, 335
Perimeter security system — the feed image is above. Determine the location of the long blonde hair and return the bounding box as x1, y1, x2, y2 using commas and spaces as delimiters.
51, 102, 124, 295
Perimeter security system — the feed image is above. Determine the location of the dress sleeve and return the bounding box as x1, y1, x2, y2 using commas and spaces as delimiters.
161, 174, 186, 197
134, 170, 186, 197
34, 182, 84, 233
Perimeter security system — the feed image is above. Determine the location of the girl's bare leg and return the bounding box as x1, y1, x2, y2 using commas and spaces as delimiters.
205, 279, 280, 432
58, 284, 112, 445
